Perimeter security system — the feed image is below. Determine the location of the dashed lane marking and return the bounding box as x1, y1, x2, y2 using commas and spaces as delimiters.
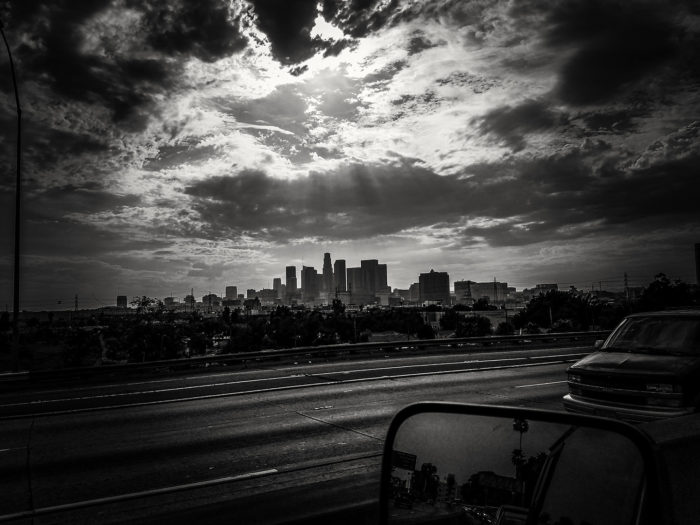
515, 380, 568, 388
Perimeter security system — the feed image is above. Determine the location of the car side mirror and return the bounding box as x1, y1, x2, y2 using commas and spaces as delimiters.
380, 402, 659, 525
593, 339, 605, 349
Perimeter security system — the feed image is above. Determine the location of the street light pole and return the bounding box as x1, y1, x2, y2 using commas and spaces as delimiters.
1, 19, 22, 371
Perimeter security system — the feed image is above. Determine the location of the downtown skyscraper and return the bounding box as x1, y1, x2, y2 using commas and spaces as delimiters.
322, 253, 334, 293
334, 259, 346, 292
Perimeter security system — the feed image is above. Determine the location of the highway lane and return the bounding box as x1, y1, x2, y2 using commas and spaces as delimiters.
0, 347, 581, 523
0, 346, 585, 418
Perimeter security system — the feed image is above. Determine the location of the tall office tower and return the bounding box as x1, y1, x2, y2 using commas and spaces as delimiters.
301, 266, 319, 302
273, 278, 282, 298
360, 259, 379, 295
347, 267, 363, 293
377, 263, 388, 292
285, 266, 297, 292
116, 295, 127, 308
419, 269, 450, 304
334, 259, 346, 292
322, 253, 334, 293
316, 273, 324, 296
225, 286, 238, 299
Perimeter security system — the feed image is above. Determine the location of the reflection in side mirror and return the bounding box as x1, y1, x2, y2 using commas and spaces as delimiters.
380, 403, 655, 525
593, 339, 605, 349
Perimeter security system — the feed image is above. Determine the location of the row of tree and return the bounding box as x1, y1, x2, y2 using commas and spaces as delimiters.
2, 273, 697, 370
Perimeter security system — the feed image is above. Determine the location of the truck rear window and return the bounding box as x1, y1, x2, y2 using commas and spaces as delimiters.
604, 317, 700, 356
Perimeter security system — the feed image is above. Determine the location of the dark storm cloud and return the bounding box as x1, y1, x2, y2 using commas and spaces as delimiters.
184, 163, 468, 240
0, 113, 111, 187
0, 211, 164, 261
248, 0, 319, 65
251, 0, 416, 61
30, 184, 142, 216
590, 155, 700, 226
27, 220, 169, 258
25, 127, 111, 174
7, 0, 246, 126
474, 99, 566, 151
324, 0, 400, 39
0, 179, 144, 261
454, 144, 700, 247
10, 0, 161, 127
541, 0, 696, 105
135, 0, 247, 62
184, 138, 700, 248
578, 110, 638, 134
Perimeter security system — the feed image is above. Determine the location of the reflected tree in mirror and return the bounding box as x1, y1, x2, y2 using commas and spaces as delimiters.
386, 412, 645, 525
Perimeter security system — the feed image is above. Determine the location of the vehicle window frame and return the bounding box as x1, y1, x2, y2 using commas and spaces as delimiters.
379, 402, 662, 525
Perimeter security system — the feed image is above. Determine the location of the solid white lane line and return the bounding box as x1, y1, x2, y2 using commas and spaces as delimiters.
0, 353, 586, 410
515, 380, 568, 389
313, 352, 587, 376
0, 468, 282, 522
13, 348, 590, 394
0, 374, 312, 408
1, 359, 576, 419
221, 468, 279, 482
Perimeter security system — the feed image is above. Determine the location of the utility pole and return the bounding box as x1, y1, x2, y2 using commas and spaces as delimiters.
2, 19, 22, 371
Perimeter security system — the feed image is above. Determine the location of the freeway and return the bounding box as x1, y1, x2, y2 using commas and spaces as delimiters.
0, 345, 587, 524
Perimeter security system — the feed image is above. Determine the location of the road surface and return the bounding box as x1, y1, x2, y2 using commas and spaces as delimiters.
0, 346, 586, 524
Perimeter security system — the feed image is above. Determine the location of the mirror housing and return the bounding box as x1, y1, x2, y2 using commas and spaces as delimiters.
380, 402, 660, 525
593, 339, 605, 349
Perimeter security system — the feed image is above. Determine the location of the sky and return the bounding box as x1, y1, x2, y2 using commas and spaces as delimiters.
1, 0, 699, 310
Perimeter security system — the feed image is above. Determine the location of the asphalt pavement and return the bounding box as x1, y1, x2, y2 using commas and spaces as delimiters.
0, 345, 586, 524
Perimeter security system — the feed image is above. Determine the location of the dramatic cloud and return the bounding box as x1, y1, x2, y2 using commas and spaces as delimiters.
137, 0, 248, 62
473, 99, 565, 151
1, 0, 699, 308
543, 0, 697, 105
248, 0, 319, 65
184, 137, 700, 250
5, 0, 247, 126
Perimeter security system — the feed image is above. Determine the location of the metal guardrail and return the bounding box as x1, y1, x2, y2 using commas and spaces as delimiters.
0, 331, 608, 389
